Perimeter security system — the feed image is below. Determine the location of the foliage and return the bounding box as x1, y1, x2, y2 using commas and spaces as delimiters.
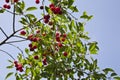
0, 0, 120, 80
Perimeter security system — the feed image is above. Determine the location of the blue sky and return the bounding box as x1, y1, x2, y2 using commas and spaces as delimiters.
0, 0, 120, 79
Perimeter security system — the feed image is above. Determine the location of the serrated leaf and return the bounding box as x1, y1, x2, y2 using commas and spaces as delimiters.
5, 72, 13, 80
26, 7, 37, 12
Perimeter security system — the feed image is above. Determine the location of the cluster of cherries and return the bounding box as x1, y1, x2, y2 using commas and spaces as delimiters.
55, 32, 68, 56
49, 3, 62, 15
3, 0, 19, 9
14, 61, 23, 72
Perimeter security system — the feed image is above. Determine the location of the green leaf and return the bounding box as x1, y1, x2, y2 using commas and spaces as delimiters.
111, 72, 117, 77
114, 76, 120, 80
68, 0, 74, 7
69, 6, 78, 12
80, 11, 93, 21
5, 72, 13, 80
0, 8, 5, 13
103, 68, 114, 74
6, 64, 14, 69
26, 7, 37, 12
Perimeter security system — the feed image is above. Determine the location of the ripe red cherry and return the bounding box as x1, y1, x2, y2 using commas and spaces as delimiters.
57, 42, 63, 47
55, 7, 61, 13
44, 19, 49, 23
40, 6, 44, 9
34, 55, 39, 60
5, 0, 9, 3
44, 14, 50, 20
61, 38, 65, 42
36, 30, 40, 34
7, 5, 11, 9
14, 0, 18, 2
49, 3, 54, 8
20, 30, 26, 35
3, 4, 8, 8
63, 52, 68, 57
29, 43, 32, 48
56, 32, 60, 37
63, 33, 67, 38
35, 0, 40, 4
14, 61, 18, 64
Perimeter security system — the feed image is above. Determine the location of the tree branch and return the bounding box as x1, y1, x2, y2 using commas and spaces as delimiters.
13, 5, 16, 32
0, 27, 8, 37
0, 49, 15, 60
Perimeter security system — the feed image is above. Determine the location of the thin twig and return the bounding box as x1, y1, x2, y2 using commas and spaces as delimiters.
13, 35, 27, 40
0, 6, 19, 15
5, 40, 27, 44
0, 49, 15, 60
0, 27, 24, 46
13, 5, 16, 32
7, 43, 25, 58
0, 27, 8, 37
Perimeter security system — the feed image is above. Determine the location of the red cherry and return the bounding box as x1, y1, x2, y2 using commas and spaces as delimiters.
36, 30, 40, 34
33, 45, 37, 49
49, 3, 54, 8
56, 37, 60, 42
14, 61, 18, 64
56, 32, 60, 37
30, 47, 34, 51
44, 19, 49, 23
55, 7, 61, 13
14, 0, 19, 2
19, 68, 23, 72
29, 43, 32, 48
57, 42, 63, 47
63, 52, 68, 57
61, 38, 65, 42
3, 4, 7, 8
40, 6, 44, 9
35, 0, 40, 4
44, 14, 50, 20
7, 5, 11, 9
63, 33, 67, 38
34, 55, 39, 60
5, 0, 9, 3
20, 30, 26, 35
50, 6, 56, 12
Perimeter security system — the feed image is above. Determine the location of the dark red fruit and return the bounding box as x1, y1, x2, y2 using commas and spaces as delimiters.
44, 14, 50, 20
63, 52, 68, 57
44, 19, 49, 23
34, 55, 39, 60
57, 42, 63, 47
49, 3, 54, 8
63, 33, 67, 38
35, 0, 40, 4
20, 30, 26, 35
7, 5, 11, 9
5, 0, 9, 3
40, 6, 44, 9
14, 0, 18, 3
61, 38, 65, 42
3, 4, 7, 8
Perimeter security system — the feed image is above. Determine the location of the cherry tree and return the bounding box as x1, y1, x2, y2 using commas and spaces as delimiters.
0, 0, 120, 80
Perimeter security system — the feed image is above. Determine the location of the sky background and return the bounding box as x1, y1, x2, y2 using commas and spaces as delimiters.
0, 0, 120, 79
